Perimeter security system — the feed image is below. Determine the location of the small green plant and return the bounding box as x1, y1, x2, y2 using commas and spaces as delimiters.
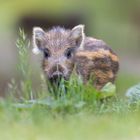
126, 83, 140, 104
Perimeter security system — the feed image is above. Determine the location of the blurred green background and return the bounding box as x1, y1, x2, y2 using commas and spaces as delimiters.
0, 0, 140, 96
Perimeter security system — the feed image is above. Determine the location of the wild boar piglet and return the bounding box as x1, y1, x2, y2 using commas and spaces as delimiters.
33, 25, 119, 90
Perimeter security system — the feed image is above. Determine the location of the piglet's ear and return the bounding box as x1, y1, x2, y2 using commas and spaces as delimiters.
32, 27, 45, 54
70, 25, 85, 50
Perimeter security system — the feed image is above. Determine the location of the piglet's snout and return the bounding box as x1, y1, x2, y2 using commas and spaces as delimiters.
50, 64, 65, 78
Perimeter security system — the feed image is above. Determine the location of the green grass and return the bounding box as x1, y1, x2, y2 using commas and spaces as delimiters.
2, 29, 140, 140
1, 98, 140, 140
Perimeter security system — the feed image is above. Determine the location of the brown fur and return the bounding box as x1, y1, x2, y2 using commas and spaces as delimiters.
75, 37, 119, 89
76, 49, 119, 62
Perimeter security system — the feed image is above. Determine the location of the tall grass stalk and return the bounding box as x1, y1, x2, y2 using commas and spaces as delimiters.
7, 29, 33, 101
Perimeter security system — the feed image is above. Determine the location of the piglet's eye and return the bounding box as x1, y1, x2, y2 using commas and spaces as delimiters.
43, 48, 51, 58
65, 48, 75, 59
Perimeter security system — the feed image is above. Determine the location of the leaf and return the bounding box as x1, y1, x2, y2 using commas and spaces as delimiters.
99, 82, 116, 99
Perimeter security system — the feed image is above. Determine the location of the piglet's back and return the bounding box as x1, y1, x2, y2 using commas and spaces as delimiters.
75, 37, 119, 89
